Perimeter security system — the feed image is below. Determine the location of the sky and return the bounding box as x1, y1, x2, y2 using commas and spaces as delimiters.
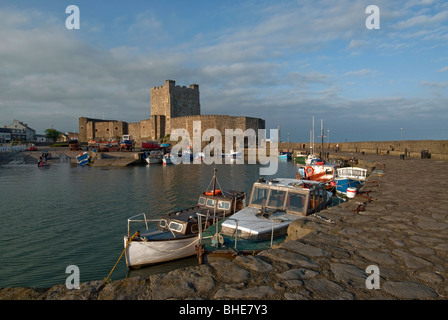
0, 0, 447, 142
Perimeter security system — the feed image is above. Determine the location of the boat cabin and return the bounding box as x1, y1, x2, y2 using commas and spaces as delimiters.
248, 178, 330, 217
219, 178, 332, 241
157, 190, 246, 237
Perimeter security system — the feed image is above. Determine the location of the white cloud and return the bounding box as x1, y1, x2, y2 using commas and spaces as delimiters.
0, 2, 447, 141
343, 69, 375, 77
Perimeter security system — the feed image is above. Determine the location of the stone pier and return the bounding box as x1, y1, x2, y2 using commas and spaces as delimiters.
1, 152, 447, 300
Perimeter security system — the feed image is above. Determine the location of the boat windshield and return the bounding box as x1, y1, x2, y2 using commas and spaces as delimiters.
251, 187, 269, 206
250, 186, 307, 215
285, 192, 306, 214
266, 189, 286, 208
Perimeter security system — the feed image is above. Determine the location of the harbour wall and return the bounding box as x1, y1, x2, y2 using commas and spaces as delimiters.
278, 140, 448, 161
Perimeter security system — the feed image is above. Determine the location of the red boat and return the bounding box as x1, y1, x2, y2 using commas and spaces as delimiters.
141, 140, 160, 150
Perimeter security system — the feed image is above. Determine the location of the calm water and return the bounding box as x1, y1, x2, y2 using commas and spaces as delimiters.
0, 159, 298, 288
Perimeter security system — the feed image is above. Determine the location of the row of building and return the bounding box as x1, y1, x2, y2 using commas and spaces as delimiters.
0, 119, 78, 144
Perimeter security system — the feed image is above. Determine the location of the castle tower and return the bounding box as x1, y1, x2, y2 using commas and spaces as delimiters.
150, 80, 200, 134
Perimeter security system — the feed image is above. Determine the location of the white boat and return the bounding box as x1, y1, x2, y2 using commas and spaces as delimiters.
145, 150, 164, 164
222, 150, 242, 158
305, 154, 319, 165
220, 178, 332, 241
124, 170, 247, 269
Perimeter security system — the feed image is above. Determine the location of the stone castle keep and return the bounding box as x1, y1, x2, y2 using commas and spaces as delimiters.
79, 80, 265, 145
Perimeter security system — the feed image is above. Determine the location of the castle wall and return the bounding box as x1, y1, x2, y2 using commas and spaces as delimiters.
169, 115, 265, 149
79, 80, 264, 144
79, 117, 127, 142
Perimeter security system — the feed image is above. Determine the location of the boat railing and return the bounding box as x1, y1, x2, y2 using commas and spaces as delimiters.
127, 213, 161, 238
196, 212, 276, 250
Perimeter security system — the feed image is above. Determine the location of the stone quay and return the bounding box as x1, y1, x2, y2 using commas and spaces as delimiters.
0, 151, 447, 300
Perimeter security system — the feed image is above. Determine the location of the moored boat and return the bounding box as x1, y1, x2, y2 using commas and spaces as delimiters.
293, 152, 307, 164
37, 161, 50, 167
296, 159, 338, 189
76, 152, 90, 166
218, 177, 332, 242
279, 151, 292, 160
335, 167, 368, 196
123, 169, 247, 269
144, 150, 164, 164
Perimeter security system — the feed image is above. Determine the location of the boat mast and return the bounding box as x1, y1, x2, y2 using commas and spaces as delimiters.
212, 168, 217, 195
312, 115, 315, 155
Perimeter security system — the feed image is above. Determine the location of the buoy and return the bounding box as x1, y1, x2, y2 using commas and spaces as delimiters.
346, 187, 357, 198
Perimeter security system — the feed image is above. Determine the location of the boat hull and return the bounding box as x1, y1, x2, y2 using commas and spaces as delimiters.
145, 157, 163, 164
76, 152, 90, 166
124, 234, 199, 269
335, 178, 363, 195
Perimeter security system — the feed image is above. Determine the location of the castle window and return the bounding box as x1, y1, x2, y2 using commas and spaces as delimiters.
106, 128, 109, 131
115, 127, 118, 130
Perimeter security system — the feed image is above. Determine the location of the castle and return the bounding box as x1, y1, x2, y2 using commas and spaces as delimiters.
79, 80, 266, 146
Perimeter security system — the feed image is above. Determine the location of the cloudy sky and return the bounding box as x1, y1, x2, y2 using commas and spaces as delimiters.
0, 0, 447, 142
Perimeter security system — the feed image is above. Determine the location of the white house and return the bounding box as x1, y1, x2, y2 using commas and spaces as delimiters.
5, 120, 36, 141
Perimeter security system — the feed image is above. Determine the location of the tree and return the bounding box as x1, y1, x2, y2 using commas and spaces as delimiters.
45, 128, 62, 143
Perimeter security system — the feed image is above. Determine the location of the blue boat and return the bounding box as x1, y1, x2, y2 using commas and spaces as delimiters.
278, 151, 291, 160
335, 167, 368, 196
76, 152, 90, 166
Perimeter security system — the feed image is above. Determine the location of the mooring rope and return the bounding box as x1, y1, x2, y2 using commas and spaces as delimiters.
104, 231, 140, 284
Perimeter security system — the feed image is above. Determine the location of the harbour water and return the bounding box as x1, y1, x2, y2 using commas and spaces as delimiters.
0, 159, 299, 288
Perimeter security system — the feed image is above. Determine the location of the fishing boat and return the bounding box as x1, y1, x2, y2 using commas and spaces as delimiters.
144, 150, 164, 164
279, 151, 292, 160
76, 152, 90, 166
123, 169, 247, 269
296, 160, 338, 188
335, 167, 368, 196
218, 178, 332, 242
